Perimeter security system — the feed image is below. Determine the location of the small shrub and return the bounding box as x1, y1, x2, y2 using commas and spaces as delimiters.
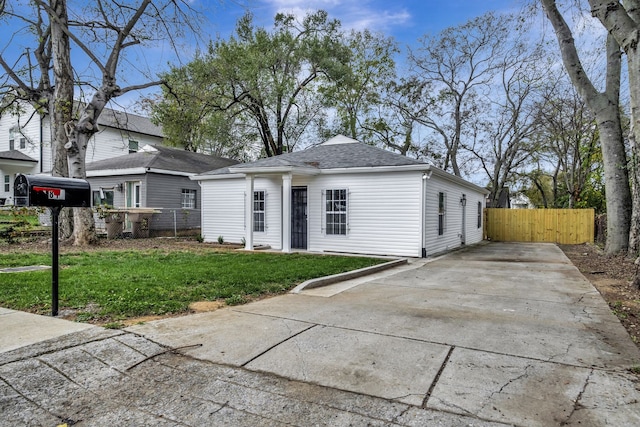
196, 234, 204, 243
217, 235, 224, 244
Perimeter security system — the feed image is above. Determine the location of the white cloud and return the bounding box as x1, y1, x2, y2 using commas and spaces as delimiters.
259, 0, 412, 33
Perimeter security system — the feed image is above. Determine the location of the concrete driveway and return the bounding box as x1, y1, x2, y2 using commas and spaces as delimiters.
2, 242, 639, 426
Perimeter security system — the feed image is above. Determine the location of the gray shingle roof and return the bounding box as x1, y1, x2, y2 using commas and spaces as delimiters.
0, 150, 38, 162
97, 108, 163, 137
86, 145, 238, 174
201, 135, 425, 176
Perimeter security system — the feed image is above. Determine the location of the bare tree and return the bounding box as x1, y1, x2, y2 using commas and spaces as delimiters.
465, 28, 548, 206
407, 12, 514, 177
1, 0, 201, 245
538, 78, 601, 208
359, 80, 429, 159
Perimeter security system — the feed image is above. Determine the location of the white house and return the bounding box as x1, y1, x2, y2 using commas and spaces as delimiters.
193, 135, 489, 258
510, 192, 535, 209
0, 103, 163, 205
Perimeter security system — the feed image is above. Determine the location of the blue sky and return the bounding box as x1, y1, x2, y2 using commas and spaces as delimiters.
1, 0, 525, 109
202, 0, 524, 50
75, 0, 521, 109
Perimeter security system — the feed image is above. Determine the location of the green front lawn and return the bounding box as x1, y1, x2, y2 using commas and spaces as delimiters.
0, 249, 382, 324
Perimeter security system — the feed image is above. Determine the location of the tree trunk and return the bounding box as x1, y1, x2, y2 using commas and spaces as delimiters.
65, 93, 108, 245
50, 0, 74, 240
587, 0, 640, 256
542, 0, 631, 254
596, 104, 631, 253
625, 40, 640, 254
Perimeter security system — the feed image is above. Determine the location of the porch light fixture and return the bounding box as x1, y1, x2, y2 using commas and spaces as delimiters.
116, 183, 124, 192
460, 194, 467, 206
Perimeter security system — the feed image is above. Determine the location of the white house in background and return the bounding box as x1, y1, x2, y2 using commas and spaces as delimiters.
510, 192, 535, 209
0, 102, 163, 205
192, 135, 489, 258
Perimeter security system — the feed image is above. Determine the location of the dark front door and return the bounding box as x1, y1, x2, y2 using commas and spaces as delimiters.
291, 187, 308, 249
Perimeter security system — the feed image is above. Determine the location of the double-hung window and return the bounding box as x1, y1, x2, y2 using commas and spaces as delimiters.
253, 190, 265, 232
438, 192, 446, 235
181, 189, 196, 209
3, 175, 10, 193
326, 189, 347, 235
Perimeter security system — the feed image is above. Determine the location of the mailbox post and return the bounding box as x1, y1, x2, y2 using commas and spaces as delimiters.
14, 174, 91, 316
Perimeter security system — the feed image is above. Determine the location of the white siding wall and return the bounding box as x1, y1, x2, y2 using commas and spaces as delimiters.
253, 177, 282, 249
307, 171, 423, 257
0, 107, 42, 202
200, 176, 283, 247
423, 174, 486, 256
200, 178, 245, 243
1, 104, 163, 165
86, 129, 162, 163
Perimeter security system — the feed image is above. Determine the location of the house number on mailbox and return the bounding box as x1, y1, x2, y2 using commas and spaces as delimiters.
33, 186, 65, 200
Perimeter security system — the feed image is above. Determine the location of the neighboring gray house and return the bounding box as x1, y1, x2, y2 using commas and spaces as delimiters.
87, 144, 238, 236
193, 135, 489, 257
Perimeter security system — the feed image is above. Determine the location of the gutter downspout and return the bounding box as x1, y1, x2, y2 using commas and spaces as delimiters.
196, 180, 202, 239
421, 169, 432, 258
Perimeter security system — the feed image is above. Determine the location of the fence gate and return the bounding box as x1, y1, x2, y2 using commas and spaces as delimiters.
484, 208, 594, 244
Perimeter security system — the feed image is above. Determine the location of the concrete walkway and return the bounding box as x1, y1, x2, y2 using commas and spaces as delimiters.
1, 242, 639, 426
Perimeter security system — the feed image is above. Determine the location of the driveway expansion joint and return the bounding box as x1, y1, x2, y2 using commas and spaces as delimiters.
241, 323, 318, 368
125, 343, 204, 371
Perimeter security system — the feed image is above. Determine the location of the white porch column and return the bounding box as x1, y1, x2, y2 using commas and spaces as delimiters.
244, 175, 254, 250
282, 173, 292, 253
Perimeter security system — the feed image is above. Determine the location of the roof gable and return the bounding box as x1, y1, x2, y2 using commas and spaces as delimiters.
224, 135, 425, 174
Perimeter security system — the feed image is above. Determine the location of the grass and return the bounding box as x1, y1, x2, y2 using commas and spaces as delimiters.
0, 207, 47, 244
0, 207, 41, 227
0, 249, 384, 323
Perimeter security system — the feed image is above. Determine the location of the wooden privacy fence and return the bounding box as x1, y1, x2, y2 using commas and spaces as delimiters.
484, 208, 595, 244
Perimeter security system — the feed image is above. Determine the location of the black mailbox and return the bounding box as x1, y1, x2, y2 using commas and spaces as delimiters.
14, 174, 91, 208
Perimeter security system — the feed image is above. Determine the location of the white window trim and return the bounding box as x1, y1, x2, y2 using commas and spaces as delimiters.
253, 189, 266, 233
438, 191, 447, 236
181, 188, 197, 209
9, 128, 15, 151
322, 188, 349, 236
